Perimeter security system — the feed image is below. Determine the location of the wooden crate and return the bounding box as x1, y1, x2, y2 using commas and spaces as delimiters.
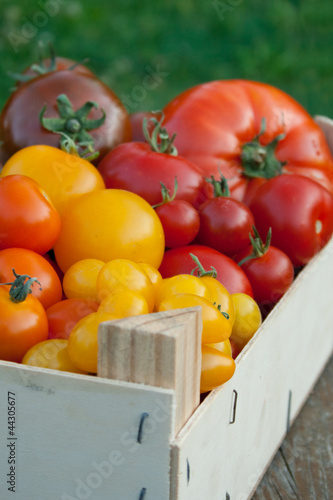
0, 118, 333, 500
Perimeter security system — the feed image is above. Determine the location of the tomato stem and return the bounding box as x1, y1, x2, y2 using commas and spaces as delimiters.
142, 111, 178, 156
153, 177, 178, 208
205, 174, 230, 197
190, 253, 217, 278
237, 226, 272, 267
0, 269, 42, 303
241, 118, 287, 179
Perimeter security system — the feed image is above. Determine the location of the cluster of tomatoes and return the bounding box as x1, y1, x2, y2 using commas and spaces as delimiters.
1, 48, 333, 394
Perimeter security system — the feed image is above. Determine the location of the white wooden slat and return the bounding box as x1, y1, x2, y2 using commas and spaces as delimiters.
0, 363, 175, 500
98, 307, 202, 436
170, 236, 333, 500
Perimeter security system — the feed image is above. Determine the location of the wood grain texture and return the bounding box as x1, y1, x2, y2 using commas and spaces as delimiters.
0, 361, 175, 500
252, 355, 333, 500
98, 307, 202, 436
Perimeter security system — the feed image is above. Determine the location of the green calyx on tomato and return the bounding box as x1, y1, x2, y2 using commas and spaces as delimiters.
143, 111, 178, 156
205, 174, 230, 198
153, 177, 178, 208
1, 269, 42, 303
190, 253, 217, 278
40, 93, 106, 156
241, 118, 287, 179
190, 254, 230, 318
237, 226, 272, 267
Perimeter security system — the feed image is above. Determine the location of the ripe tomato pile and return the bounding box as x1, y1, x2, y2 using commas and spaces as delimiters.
1, 49, 333, 394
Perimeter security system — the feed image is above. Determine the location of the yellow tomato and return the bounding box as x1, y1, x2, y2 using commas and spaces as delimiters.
200, 345, 235, 393
22, 339, 87, 374
68, 311, 120, 373
63, 258, 105, 302
54, 189, 165, 273
139, 263, 163, 296
158, 292, 232, 344
155, 274, 210, 309
0, 145, 105, 214
201, 276, 236, 327
230, 293, 262, 350
97, 259, 155, 311
207, 339, 232, 358
98, 289, 149, 317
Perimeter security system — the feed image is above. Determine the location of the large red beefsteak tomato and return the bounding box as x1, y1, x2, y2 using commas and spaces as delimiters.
162, 80, 333, 201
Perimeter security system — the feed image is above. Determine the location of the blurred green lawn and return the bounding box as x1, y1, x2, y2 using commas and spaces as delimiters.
0, 0, 333, 117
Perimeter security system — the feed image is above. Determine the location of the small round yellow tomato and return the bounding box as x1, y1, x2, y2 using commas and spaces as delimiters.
230, 293, 262, 350
98, 289, 149, 317
155, 274, 210, 309
68, 311, 121, 373
63, 258, 105, 302
207, 339, 232, 358
158, 293, 232, 344
201, 276, 236, 327
96, 259, 155, 311
139, 263, 163, 296
53, 189, 165, 273
200, 345, 236, 393
0, 145, 105, 214
22, 339, 87, 374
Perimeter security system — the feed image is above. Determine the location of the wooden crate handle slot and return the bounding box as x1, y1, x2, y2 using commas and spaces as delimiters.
97, 307, 202, 435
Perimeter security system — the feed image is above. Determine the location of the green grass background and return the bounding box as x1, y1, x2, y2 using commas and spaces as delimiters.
0, 0, 333, 117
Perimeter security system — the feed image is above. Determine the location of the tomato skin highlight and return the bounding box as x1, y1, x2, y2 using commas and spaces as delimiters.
249, 174, 333, 266
0, 286, 48, 363
200, 345, 236, 393
0, 248, 63, 309
159, 245, 253, 296
0, 174, 61, 255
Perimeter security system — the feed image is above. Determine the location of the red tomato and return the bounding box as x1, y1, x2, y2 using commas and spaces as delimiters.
249, 174, 333, 266
0, 175, 61, 255
197, 175, 255, 256
159, 245, 253, 296
0, 279, 48, 363
162, 80, 333, 199
97, 114, 205, 206
156, 199, 200, 248
234, 228, 294, 308
0, 248, 63, 309
154, 180, 200, 248
46, 298, 99, 340
13, 54, 94, 87
129, 111, 155, 142
0, 70, 131, 160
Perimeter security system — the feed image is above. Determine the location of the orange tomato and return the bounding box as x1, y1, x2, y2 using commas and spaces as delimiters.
0, 145, 105, 214
0, 248, 63, 309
